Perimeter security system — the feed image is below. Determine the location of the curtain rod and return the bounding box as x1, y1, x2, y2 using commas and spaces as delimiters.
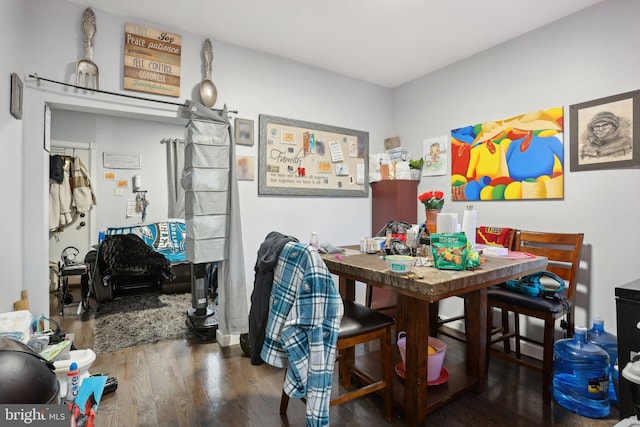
27, 73, 237, 114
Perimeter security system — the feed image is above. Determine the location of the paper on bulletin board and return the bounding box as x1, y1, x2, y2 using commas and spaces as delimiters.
329, 140, 344, 162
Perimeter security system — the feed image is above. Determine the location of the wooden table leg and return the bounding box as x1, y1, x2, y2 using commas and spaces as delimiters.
396, 294, 407, 334
339, 276, 355, 302
404, 297, 429, 427
464, 288, 488, 392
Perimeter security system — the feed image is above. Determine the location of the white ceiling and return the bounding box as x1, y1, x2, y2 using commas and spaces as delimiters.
68, 0, 605, 88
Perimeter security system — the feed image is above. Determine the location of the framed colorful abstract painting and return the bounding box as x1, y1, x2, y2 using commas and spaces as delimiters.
450, 107, 564, 201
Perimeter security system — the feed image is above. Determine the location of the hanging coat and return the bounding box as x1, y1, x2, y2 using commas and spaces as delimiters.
72, 156, 96, 214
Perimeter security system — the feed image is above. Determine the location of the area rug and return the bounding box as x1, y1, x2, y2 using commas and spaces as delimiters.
93, 292, 214, 354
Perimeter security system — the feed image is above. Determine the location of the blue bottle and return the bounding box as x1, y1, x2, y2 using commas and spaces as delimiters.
65, 362, 80, 402
553, 326, 610, 418
587, 317, 618, 406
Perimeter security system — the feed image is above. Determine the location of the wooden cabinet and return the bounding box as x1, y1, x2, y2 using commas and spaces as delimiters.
371, 180, 419, 236
369, 180, 419, 311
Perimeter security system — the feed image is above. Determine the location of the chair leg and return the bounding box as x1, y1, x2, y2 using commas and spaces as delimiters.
280, 389, 290, 414
514, 311, 521, 359
542, 317, 555, 403
381, 327, 394, 423
487, 303, 494, 352
501, 308, 511, 353
339, 347, 354, 389
566, 308, 575, 338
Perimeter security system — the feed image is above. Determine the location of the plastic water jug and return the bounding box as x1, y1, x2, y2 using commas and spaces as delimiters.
587, 317, 618, 406
553, 325, 610, 418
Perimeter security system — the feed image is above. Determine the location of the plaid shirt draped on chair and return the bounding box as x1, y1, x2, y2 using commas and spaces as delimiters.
261, 242, 344, 426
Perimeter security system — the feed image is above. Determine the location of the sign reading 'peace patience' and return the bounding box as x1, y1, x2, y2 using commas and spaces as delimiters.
124, 23, 182, 97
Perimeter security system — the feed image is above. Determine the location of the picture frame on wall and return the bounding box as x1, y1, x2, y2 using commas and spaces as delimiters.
570, 90, 639, 171
236, 155, 255, 180
10, 73, 23, 120
234, 118, 254, 146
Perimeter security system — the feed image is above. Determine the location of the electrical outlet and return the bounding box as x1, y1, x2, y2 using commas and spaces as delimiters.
114, 188, 125, 196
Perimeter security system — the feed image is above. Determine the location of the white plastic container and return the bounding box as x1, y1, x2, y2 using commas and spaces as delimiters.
385, 255, 414, 274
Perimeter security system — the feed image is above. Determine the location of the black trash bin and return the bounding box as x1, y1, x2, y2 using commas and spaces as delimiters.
0, 337, 60, 404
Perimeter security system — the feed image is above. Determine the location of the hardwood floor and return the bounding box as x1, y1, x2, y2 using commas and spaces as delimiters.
50, 288, 621, 426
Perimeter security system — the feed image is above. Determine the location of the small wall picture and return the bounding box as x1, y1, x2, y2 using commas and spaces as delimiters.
10, 73, 23, 120
570, 90, 639, 171
235, 118, 254, 146
422, 135, 448, 176
236, 155, 255, 180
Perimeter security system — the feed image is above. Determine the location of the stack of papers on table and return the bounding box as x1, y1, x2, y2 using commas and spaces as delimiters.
477, 244, 508, 257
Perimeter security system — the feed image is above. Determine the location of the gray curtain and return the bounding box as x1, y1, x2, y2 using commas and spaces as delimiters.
165, 138, 185, 218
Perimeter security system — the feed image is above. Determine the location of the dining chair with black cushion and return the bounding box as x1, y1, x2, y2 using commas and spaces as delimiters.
280, 299, 395, 422
487, 230, 584, 403
269, 241, 395, 424
429, 227, 516, 340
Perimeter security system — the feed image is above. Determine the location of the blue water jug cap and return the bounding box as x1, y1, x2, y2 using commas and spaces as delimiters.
69, 362, 78, 371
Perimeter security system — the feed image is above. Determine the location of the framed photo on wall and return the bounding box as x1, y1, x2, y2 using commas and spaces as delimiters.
570, 90, 640, 171
236, 155, 255, 180
234, 118, 254, 146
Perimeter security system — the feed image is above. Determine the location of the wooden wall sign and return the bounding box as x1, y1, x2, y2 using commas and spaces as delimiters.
124, 23, 182, 97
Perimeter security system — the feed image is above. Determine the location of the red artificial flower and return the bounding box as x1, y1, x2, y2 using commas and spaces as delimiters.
418, 190, 445, 210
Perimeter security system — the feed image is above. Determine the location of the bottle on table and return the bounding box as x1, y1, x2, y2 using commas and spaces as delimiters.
553, 326, 610, 418
309, 232, 319, 250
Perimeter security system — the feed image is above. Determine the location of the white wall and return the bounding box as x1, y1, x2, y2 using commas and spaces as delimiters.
0, 0, 27, 313
393, 0, 640, 341
18, 0, 392, 319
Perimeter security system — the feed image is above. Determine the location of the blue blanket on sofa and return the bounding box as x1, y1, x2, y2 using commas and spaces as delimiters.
106, 221, 187, 262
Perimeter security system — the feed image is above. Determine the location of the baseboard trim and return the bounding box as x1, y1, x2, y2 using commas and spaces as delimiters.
216, 330, 240, 347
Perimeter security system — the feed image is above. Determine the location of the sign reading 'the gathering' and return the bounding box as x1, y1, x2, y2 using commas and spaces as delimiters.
124, 23, 182, 97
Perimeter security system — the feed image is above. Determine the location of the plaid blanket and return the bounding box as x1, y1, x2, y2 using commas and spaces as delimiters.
106, 221, 186, 262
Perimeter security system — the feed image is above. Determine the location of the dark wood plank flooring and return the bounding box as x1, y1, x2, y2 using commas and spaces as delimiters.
50, 287, 621, 426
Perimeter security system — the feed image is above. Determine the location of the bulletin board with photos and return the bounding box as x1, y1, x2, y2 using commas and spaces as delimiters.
258, 115, 369, 197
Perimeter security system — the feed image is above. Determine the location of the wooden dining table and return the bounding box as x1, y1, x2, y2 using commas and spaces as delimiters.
321, 248, 548, 427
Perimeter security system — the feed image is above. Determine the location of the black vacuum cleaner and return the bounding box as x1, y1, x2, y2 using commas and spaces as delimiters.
186, 263, 218, 340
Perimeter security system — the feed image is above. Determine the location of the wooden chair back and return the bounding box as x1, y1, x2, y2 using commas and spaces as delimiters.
513, 230, 584, 300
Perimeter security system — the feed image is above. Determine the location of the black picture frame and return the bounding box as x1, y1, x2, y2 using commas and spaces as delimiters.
570, 90, 639, 171
10, 73, 23, 120
258, 114, 369, 197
